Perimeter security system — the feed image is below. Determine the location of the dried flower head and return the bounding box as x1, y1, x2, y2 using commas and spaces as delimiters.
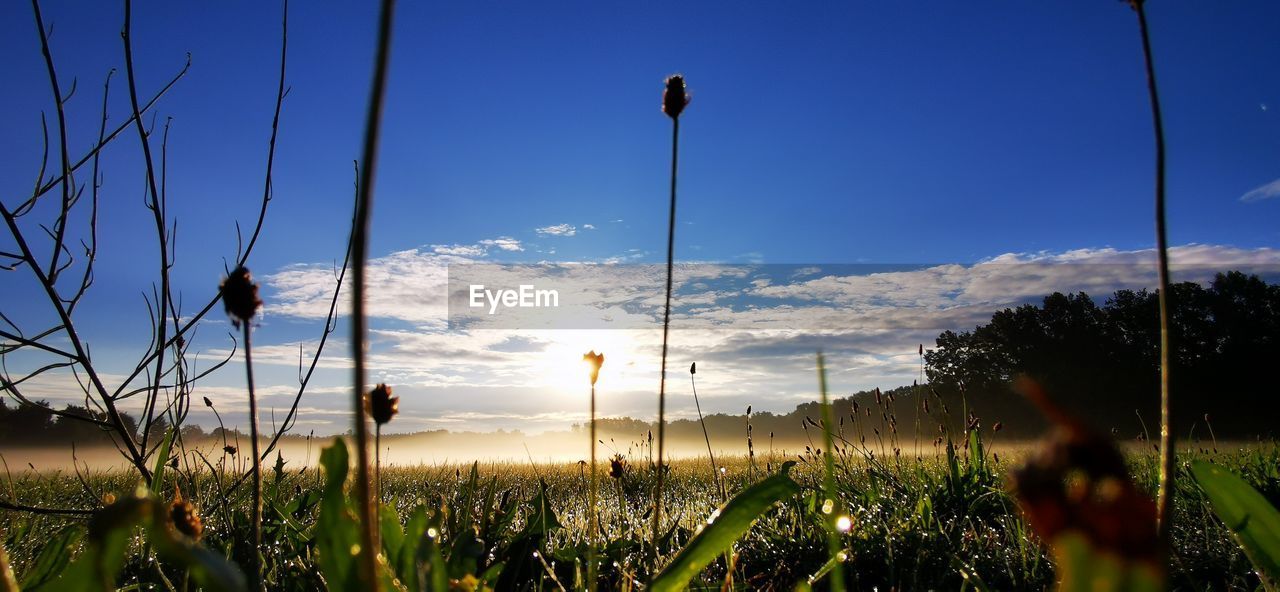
1010, 378, 1163, 572
223, 445, 237, 456
220, 266, 262, 329
367, 383, 398, 425
609, 454, 627, 480
690, 362, 696, 375
583, 351, 604, 386
169, 489, 204, 541
663, 75, 689, 119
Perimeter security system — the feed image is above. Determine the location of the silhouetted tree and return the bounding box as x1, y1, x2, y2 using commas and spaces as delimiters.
925, 272, 1280, 438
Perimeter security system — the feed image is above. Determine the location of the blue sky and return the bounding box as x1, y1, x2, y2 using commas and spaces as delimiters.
2, 2, 1279, 445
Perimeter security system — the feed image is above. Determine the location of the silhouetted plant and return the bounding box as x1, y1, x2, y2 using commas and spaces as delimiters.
1125, 0, 1177, 547
583, 350, 604, 591
368, 383, 398, 501
221, 265, 264, 589
348, 0, 398, 586
689, 362, 725, 500
653, 72, 690, 576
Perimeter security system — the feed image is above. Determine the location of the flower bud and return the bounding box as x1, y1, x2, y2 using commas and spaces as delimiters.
583, 351, 604, 386
368, 383, 399, 425
663, 75, 689, 119
220, 266, 262, 329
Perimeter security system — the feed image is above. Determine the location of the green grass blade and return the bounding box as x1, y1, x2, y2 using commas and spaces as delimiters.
1191, 460, 1280, 590
54, 488, 247, 592
397, 504, 428, 589
0, 533, 16, 592
815, 352, 847, 591
316, 438, 361, 590
149, 427, 175, 494
650, 462, 801, 592
806, 549, 851, 589
20, 525, 82, 590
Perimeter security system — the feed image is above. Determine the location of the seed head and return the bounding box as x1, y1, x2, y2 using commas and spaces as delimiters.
662, 75, 690, 119
690, 362, 696, 375
583, 351, 604, 386
223, 445, 237, 456
220, 266, 262, 329
609, 454, 626, 480
367, 383, 399, 425
169, 490, 204, 541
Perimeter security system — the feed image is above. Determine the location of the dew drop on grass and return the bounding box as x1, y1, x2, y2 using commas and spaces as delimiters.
836, 515, 852, 533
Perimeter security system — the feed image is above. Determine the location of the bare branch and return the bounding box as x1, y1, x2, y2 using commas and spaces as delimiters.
0, 328, 76, 358
30, 0, 76, 281
67, 70, 113, 314
233, 161, 354, 492
15, 56, 190, 213
0, 498, 96, 516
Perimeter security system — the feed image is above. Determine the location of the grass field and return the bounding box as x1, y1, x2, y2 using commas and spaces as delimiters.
2, 435, 1275, 590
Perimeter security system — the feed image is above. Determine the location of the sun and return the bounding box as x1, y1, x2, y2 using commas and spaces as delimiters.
527, 329, 655, 397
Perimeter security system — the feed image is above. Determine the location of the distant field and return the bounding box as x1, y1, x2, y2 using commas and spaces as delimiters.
2, 442, 1274, 590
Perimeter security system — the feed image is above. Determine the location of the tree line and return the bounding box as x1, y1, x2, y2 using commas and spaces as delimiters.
924, 270, 1278, 439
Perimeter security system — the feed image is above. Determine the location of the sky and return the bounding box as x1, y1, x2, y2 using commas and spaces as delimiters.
2, 1, 1279, 447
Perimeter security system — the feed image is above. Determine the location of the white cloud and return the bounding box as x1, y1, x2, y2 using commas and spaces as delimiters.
241, 243, 1280, 437
582, 224, 596, 230
1240, 178, 1280, 203
536, 224, 577, 237
433, 244, 485, 257
480, 237, 523, 252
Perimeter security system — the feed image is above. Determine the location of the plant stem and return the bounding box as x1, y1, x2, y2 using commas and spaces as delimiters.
653, 115, 680, 574
816, 353, 846, 592
243, 322, 264, 591
691, 372, 723, 501
351, 0, 396, 586
588, 384, 598, 592
1133, 0, 1175, 545
375, 424, 382, 504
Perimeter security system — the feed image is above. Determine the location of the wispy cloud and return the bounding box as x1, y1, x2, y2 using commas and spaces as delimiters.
480, 237, 523, 252
1240, 177, 1280, 203
433, 244, 485, 257
536, 224, 577, 237
240, 243, 1280, 436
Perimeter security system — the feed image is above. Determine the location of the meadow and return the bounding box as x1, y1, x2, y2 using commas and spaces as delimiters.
6, 0, 1280, 590
2, 431, 1276, 590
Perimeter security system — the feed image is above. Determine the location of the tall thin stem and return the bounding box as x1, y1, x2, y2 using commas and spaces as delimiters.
690, 371, 723, 500
588, 384, 598, 592
243, 323, 264, 591
652, 115, 679, 571
351, 0, 396, 587
1132, 0, 1175, 545
816, 353, 846, 591
375, 424, 382, 503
